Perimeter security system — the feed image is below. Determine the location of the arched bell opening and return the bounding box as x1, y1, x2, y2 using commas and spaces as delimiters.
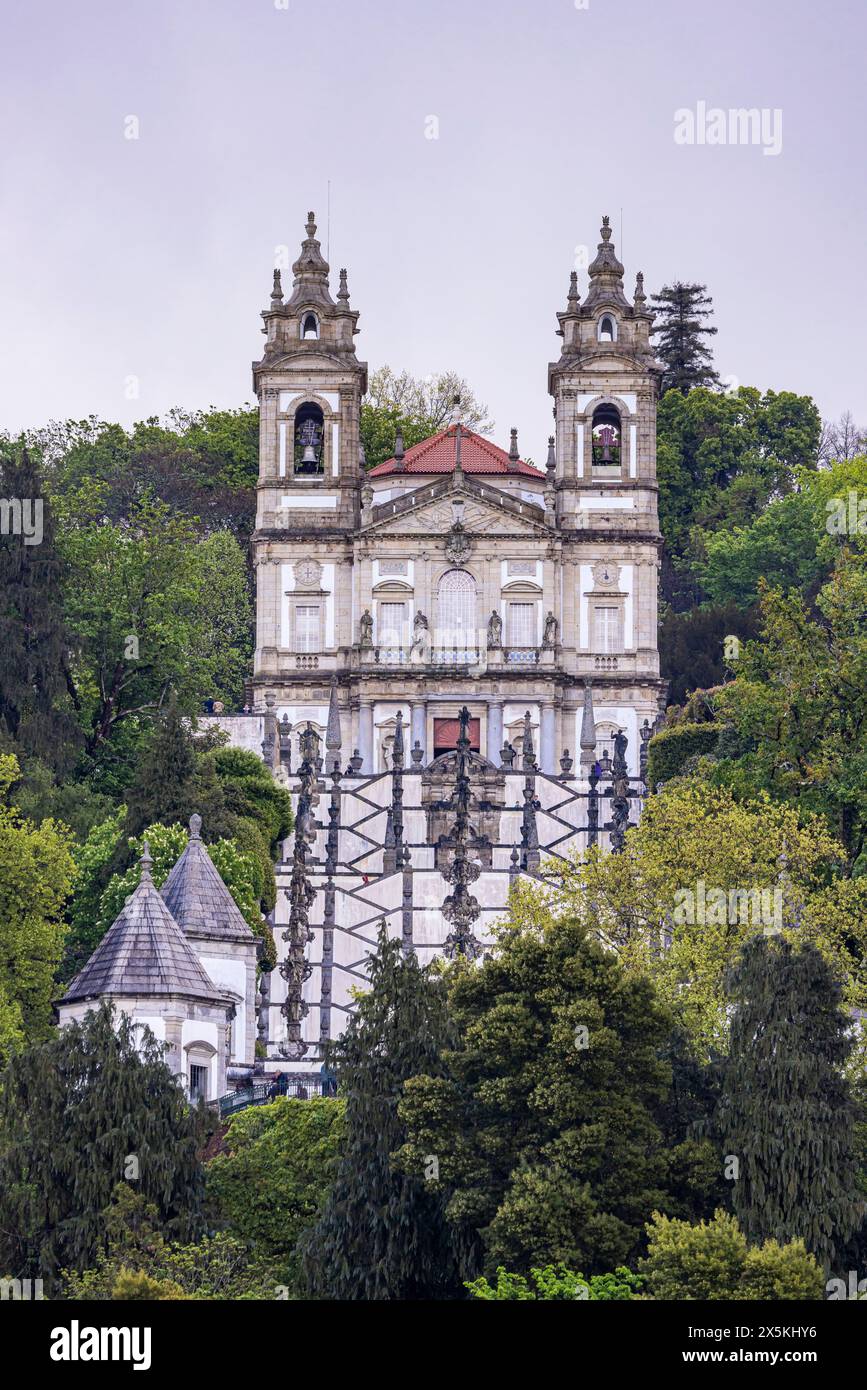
591, 403, 622, 470
294, 402, 325, 475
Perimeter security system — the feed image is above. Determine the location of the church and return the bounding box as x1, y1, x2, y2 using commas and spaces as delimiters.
61, 212, 668, 1094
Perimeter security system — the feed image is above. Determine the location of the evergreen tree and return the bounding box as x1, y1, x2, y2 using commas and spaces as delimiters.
718, 936, 863, 1269
302, 927, 462, 1300
651, 282, 719, 394
0, 442, 78, 771
396, 915, 700, 1277
123, 695, 227, 843
0, 1004, 205, 1283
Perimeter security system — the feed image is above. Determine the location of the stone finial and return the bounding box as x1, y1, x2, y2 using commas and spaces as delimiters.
189, 813, 202, 840
306, 210, 317, 239
508, 427, 520, 463
394, 425, 406, 470
140, 842, 153, 882
271, 268, 283, 307
326, 679, 342, 753
337, 267, 350, 302
546, 436, 556, 472
580, 681, 597, 769
567, 270, 580, 307
633, 270, 646, 307
601, 213, 611, 240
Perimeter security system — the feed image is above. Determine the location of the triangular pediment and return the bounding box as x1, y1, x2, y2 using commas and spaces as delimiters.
365, 477, 547, 538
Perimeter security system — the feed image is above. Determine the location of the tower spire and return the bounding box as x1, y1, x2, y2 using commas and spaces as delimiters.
584, 213, 628, 310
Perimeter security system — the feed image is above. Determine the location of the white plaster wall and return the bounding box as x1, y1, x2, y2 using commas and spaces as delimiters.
200, 957, 247, 1062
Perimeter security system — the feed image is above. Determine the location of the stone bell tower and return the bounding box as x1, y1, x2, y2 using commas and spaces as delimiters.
251, 213, 367, 699
548, 215, 667, 763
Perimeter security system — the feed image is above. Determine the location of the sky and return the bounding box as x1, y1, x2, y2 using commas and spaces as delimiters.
1, 0, 865, 454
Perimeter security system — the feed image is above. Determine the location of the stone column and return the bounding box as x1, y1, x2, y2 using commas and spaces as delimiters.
486, 698, 504, 764
411, 700, 426, 761
540, 701, 557, 773
359, 697, 374, 772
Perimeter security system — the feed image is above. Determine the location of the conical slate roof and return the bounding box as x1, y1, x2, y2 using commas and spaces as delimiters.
62, 845, 228, 1005
160, 815, 255, 944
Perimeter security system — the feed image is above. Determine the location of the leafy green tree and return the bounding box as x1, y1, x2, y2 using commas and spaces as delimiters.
717, 936, 863, 1270
360, 366, 493, 468
0, 753, 76, 1056
650, 283, 719, 395
0, 1005, 204, 1283
302, 928, 461, 1300
123, 695, 204, 838
63, 1184, 277, 1300
659, 602, 759, 706
0, 442, 79, 773
714, 552, 867, 869
642, 1209, 824, 1300
397, 915, 703, 1279
465, 1263, 644, 1300
206, 1097, 345, 1285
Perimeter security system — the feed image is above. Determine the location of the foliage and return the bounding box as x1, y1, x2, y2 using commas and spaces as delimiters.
642, 1210, 824, 1300
63, 1184, 277, 1301
206, 1097, 345, 1285
360, 366, 493, 468
0, 442, 79, 774
713, 553, 867, 869
302, 928, 461, 1299
646, 722, 721, 791
0, 754, 76, 1056
0, 1006, 204, 1283
717, 936, 863, 1269
465, 1263, 644, 1300
541, 781, 846, 1055
650, 282, 719, 396
396, 914, 705, 1279
659, 602, 760, 706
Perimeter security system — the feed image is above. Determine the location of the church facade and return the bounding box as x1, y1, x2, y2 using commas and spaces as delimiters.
239, 213, 668, 1070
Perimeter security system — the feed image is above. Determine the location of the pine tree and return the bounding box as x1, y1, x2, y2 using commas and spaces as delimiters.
302, 927, 462, 1299
123, 694, 227, 842
0, 442, 78, 771
0, 1003, 205, 1283
651, 282, 719, 394
718, 935, 863, 1270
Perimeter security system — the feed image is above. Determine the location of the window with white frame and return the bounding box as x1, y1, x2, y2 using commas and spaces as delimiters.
507, 601, 535, 647
295, 604, 321, 652
437, 570, 476, 648
593, 604, 622, 653
378, 601, 408, 650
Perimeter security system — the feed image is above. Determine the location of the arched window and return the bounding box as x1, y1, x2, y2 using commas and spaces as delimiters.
437, 569, 477, 654
598, 314, 616, 342
294, 402, 325, 475
591, 403, 622, 469
301, 312, 319, 340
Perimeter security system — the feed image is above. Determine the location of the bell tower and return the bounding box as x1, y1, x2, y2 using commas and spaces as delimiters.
251, 213, 367, 699
548, 215, 667, 768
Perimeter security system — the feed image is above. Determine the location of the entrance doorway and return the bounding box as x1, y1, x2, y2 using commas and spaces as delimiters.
433, 716, 481, 759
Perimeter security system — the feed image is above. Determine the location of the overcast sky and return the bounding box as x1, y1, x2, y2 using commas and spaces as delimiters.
1, 0, 864, 455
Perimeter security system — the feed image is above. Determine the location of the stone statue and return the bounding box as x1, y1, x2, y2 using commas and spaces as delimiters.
359, 609, 373, 648
487, 609, 502, 649
543, 611, 558, 648
410, 610, 430, 663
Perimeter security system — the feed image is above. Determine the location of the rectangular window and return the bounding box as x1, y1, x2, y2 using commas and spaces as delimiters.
295, 604, 320, 652
594, 605, 621, 653
508, 602, 535, 647
189, 1064, 208, 1101
378, 602, 407, 648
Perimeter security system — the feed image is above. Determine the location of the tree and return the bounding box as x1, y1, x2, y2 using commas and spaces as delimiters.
530, 781, 848, 1057
642, 1210, 823, 1300
360, 366, 493, 468
651, 282, 719, 395
0, 441, 79, 773
659, 602, 759, 706
123, 694, 203, 839
717, 936, 863, 1270
0, 753, 76, 1057
0, 1005, 204, 1283
465, 1263, 644, 1300
205, 1097, 345, 1286
302, 928, 461, 1300
397, 915, 703, 1279
714, 552, 867, 869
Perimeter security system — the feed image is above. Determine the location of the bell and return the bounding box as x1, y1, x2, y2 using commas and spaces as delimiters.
301, 442, 318, 465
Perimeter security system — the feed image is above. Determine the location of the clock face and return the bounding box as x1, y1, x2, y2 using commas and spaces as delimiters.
295, 559, 321, 587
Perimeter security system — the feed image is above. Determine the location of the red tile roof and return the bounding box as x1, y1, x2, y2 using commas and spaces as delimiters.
369, 424, 544, 478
